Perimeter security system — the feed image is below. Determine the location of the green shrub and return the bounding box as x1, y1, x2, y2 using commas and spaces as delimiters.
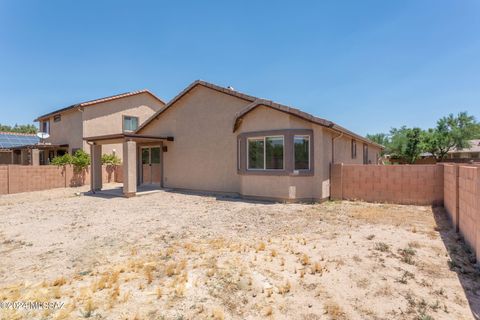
51, 149, 90, 172
50, 153, 73, 166
71, 150, 90, 171
101, 153, 121, 166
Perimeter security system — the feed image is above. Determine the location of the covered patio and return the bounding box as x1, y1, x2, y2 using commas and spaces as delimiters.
83, 133, 174, 197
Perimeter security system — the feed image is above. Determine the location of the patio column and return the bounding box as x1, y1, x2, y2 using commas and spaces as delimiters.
31, 149, 40, 166
90, 144, 103, 191
123, 140, 137, 197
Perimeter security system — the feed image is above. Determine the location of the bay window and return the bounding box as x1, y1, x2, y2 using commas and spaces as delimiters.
294, 135, 310, 170
239, 129, 313, 175
247, 136, 284, 170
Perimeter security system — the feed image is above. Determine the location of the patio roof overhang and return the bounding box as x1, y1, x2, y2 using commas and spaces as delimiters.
83, 133, 174, 145
11, 143, 69, 150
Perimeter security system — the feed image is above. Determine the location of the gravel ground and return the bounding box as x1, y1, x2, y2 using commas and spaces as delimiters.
0, 185, 479, 320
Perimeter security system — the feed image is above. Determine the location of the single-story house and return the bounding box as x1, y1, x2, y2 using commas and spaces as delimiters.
85, 80, 383, 202
446, 139, 480, 161
0, 132, 39, 164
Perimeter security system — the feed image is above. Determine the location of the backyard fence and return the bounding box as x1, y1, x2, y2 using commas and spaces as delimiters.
331, 164, 444, 205
331, 162, 480, 262
443, 164, 480, 259
0, 165, 123, 195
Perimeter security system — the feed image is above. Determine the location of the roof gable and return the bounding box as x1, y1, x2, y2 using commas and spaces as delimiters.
136, 80, 255, 132
136, 80, 383, 149
35, 90, 165, 121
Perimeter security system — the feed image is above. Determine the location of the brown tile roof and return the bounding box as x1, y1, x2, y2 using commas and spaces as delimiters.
35, 90, 166, 121
448, 139, 480, 153
137, 80, 383, 149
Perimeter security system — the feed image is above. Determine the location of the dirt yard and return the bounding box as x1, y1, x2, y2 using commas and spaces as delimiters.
0, 185, 479, 320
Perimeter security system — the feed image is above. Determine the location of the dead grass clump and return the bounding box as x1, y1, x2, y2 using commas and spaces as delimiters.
375, 284, 393, 297
398, 247, 416, 265
324, 301, 346, 319
52, 277, 67, 287
397, 270, 415, 284
165, 262, 176, 277
310, 262, 323, 275
80, 298, 96, 318
156, 286, 162, 299
145, 267, 154, 284
212, 307, 225, 320
300, 254, 310, 266
256, 241, 266, 252
262, 305, 273, 316
408, 241, 421, 248
278, 280, 291, 295
374, 242, 390, 252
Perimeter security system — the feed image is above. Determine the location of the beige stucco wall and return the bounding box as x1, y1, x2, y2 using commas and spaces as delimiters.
139, 86, 248, 193
138, 86, 381, 201
235, 106, 327, 200
82, 93, 164, 160
39, 92, 163, 159
41, 110, 83, 154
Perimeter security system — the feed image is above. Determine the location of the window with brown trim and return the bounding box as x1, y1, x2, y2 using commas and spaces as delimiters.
238, 129, 314, 176
294, 135, 310, 170
247, 136, 284, 170
351, 139, 357, 159
54, 115, 61, 122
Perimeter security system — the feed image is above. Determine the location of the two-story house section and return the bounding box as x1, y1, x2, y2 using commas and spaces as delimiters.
34, 90, 165, 164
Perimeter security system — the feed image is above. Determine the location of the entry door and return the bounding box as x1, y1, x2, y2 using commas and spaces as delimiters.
141, 147, 161, 185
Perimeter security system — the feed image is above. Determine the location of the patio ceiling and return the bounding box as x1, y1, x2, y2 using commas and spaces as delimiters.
83, 133, 174, 145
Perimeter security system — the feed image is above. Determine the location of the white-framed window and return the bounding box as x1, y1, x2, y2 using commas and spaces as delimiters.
123, 115, 139, 132
294, 135, 310, 170
247, 136, 284, 170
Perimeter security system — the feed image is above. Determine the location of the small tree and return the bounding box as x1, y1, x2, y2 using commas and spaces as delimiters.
50, 153, 73, 166
71, 150, 91, 172
387, 126, 424, 164
101, 153, 121, 166
51, 149, 90, 172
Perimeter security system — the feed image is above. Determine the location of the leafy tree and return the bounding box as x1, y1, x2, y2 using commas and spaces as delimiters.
387, 126, 424, 163
426, 112, 480, 160
366, 133, 390, 155
404, 127, 423, 164
0, 123, 37, 133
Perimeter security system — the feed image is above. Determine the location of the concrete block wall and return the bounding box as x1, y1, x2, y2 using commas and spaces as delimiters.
443, 164, 459, 231
331, 164, 444, 205
458, 165, 480, 259
8, 165, 66, 194
0, 165, 123, 195
0, 166, 8, 194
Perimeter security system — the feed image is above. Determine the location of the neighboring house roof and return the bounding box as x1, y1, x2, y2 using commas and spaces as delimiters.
448, 139, 480, 154
35, 90, 166, 122
137, 80, 384, 149
0, 132, 39, 149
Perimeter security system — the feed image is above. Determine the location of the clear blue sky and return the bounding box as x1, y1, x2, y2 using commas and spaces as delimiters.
1, 1, 479, 135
